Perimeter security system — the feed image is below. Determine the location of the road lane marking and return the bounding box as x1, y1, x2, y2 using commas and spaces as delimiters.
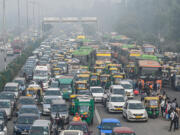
95, 106, 101, 124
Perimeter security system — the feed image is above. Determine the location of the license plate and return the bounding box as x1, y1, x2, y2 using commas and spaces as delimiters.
136, 116, 142, 118
115, 108, 122, 110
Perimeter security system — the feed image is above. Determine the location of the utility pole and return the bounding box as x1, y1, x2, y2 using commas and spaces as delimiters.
26, 0, 29, 38
17, 0, 21, 36
2, 0, 6, 43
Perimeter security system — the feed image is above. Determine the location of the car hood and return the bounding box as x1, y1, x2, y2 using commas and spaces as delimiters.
43, 104, 50, 108
129, 109, 146, 114
100, 129, 112, 134
16, 124, 31, 130
110, 102, 125, 106
92, 93, 104, 97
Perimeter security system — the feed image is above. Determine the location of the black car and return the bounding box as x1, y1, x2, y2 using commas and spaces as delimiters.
13, 113, 39, 135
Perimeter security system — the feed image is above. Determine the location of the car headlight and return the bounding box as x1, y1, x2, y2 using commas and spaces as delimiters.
128, 111, 133, 116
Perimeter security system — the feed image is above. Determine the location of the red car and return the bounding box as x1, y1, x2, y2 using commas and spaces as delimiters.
66, 121, 92, 135
113, 127, 136, 135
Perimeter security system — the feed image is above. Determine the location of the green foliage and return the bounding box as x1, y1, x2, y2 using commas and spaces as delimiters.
0, 40, 41, 90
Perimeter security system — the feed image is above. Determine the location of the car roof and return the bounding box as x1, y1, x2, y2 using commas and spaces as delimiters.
102, 118, 120, 123
69, 121, 87, 126
19, 113, 39, 117
21, 105, 38, 108
113, 127, 135, 133
14, 77, 25, 81
19, 96, 34, 99
120, 81, 131, 84
51, 99, 65, 104
110, 94, 124, 97
61, 130, 83, 134
46, 88, 60, 91
90, 86, 103, 89
5, 82, 18, 87
111, 85, 124, 89
0, 99, 10, 102
32, 120, 50, 127
127, 100, 142, 103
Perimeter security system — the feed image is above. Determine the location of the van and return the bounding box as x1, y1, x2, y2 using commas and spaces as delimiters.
4, 82, 19, 98
29, 120, 51, 135
50, 99, 69, 123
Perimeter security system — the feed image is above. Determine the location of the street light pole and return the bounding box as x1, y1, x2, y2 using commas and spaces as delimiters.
17, 0, 21, 36
26, 0, 29, 38
2, 0, 6, 42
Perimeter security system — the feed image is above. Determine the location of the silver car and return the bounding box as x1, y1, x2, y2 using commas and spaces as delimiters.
0, 100, 12, 119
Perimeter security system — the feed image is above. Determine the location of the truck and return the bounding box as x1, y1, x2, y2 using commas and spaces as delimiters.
74, 96, 94, 125
58, 76, 74, 100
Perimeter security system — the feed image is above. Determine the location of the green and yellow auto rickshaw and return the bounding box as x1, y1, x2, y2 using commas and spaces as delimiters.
52, 67, 62, 77
94, 66, 105, 74
112, 74, 123, 85
75, 81, 88, 94
90, 73, 100, 86
144, 97, 159, 118
100, 74, 111, 89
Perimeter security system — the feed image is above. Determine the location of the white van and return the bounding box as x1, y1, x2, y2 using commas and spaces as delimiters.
33, 66, 49, 89
4, 82, 19, 98
29, 120, 51, 135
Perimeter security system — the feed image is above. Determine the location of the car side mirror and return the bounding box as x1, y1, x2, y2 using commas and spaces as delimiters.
97, 125, 101, 129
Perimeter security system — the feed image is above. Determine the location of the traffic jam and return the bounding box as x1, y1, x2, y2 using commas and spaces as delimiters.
0, 34, 180, 135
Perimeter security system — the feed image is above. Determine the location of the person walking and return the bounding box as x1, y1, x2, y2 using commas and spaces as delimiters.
174, 109, 179, 130
169, 109, 176, 132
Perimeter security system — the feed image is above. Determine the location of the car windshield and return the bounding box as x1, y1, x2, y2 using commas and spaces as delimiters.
102, 122, 121, 130
0, 93, 15, 100
68, 125, 88, 133
30, 126, 49, 135
79, 105, 89, 113
19, 107, 39, 114
77, 84, 86, 89
45, 90, 60, 96
50, 82, 59, 88
0, 101, 10, 108
121, 84, 133, 89
112, 89, 125, 95
51, 104, 67, 112
114, 133, 136, 135
4, 86, 17, 91
60, 84, 71, 89
91, 88, 104, 93
19, 99, 35, 105
129, 103, 144, 109
34, 70, 48, 77
17, 116, 38, 124
14, 80, 24, 85
77, 90, 90, 95
111, 97, 124, 102
149, 100, 158, 106
91, 75, 98, 80
101, 76, 108, 81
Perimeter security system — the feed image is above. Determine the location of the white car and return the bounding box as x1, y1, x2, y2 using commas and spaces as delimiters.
60, 130, 83, 135
108, 85, 127, 100
0, 121, 7, 135
90, 86, 104, 103
122, 100, 148, 122
120, 81, 134, 98
6, 48, 14, 56
106, 94, 125, 112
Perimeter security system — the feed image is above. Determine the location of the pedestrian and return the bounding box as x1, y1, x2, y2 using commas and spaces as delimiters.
37, 89, 41, 103
169, 109, 177, 132
172, 98, 178, 110
160, 99, 165, 117
174, 109, 179, 130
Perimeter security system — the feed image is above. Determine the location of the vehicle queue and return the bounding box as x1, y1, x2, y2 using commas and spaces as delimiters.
0, 34, 179, 135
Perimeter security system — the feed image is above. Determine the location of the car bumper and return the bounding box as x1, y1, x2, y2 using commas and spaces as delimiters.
94, 97, 103, 103
108, 108, 123, 112
128, 116, 148, 121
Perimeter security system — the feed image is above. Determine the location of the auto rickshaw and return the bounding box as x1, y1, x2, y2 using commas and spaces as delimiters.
75, 81, 88, 93
144, 97, 159, 118
109, 68, 119, 75
106, 64, 117, 73
100, 74, 111, 89
90, 73, 100, 86
80, 66, 89, 73
52, 67, 62, 77
69, 94, 78, 115
26, 83, 43, 101
76, 74, 90, 84
112, 74, 123, 85
93, 66, 105, 74
95, 60, 105, 67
